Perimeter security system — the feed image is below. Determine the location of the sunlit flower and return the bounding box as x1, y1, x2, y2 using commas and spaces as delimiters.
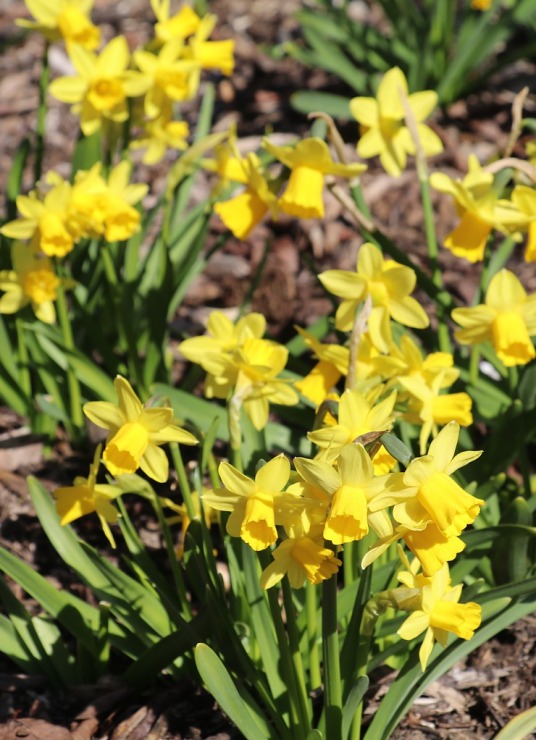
319, 242, 429, 351
372, 335, 459, 389
203, 455, 292, 550
349, 67, 443, 177
133, 40, 200, 117
83, 375, 197, 482
399, 370, 473, 454
397, 563, 481, 669
1, 177, 74, 257
17, 0, 100, 49
214, 153, 278, 239
293, 326, 350, 406
150, 1, 201, 43
0, 242, 66, 324
179, 310, 266, 399
397, 422, 483, 539
263, 137, 366, 219
430, 156, 527, 263
49, 36, 150, 136
130, 109, 190, 165
511, 185, 536, 262
184, 14, 234, 76
294, 444, 400, 545
260, 536, 341, 589
452, 269, 536, 367
54, 447, 123, 547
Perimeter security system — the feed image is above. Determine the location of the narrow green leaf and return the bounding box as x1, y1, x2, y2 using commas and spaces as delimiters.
342, 676, 369, 740
195, 643, 274, 740
495, 705, 536, 740
290, 91, 352, 119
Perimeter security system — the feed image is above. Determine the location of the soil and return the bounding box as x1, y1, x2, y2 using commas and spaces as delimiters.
1, 1, 536, 738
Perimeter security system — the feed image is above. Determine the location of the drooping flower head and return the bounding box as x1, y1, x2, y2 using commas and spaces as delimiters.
452, 269, 536, 367
263, 137, 366, 219
350, 67, 443, 177
84, 376, 197, 482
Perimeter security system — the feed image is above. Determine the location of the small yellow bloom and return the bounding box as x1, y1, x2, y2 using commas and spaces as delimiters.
150, 1, 201, 43
0, 242, 67, 324
54, 447, 122, 547
430, 156, 528, 263
319, 242, 429, 351
50, 36, 150, 136
204, 455, 292, 550
452, 269, 536, 367
130, 109, 190, 165
398, 422, 483, 539
184, 14, 235, 76
260, 536, 342, 589
350, 67, 443, 177
263, 137, 366, 219
84, 376, 197, 482
17, 0, 100, 49
397, 563, 481, 670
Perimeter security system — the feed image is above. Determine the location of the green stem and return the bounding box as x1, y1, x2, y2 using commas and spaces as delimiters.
228, 394, 243, 472
100, 244, 145, 393
306, 581, 321, 690
34, 42, 49, 184
322, 567, 342, 740
15, 317, 32, 404
151, 491, 191, 619
170, 442, 196, 521
469, 346, 480, 386
420, 177, 451, 353
282, 578, 312, 728
55, 277, 83, 435
508, 367, 532, 496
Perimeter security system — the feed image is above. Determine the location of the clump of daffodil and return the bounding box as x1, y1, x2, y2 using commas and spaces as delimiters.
49, 36, 150, 136
83, 376, 197, 482
203, 455, 294, 551
54, 446, 123, 548
452, 269, 536, 367
17, 0, 100, 49
0, 242, 70, 324
349, 67, 443, 177
294, 444, 403, 546
213, 153, 279, 239
262, 137, 366, 219
319, 241, 429, 352
397, 562, 481, 670
430, 155, 528, 263
393, 421, 483, 539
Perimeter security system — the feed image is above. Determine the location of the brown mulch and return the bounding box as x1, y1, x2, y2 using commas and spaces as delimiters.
1, 1, 536, 738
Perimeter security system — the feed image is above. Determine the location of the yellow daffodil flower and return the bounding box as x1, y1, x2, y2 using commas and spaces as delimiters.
372, 335, 459, 389
179, 310, 266, 398
399, 370, 473, 454
430, 155, 528, 262
260, 536, 342, 589
83, 375, 197, 482
17, 0, 100, 49
54, 447, 122, 547
319, 242, 429, 351
511, 184, 536, 262
1, 177, 74, 257
294, 444, 400, 545
452, 269, 536, 367
471, 0, 492, 9
349, 67, 443, 177
263, 137, 366, 219
293, 326, 350, 406
50, 36, 150, 136
133, 41, 200, 118
203, 455, 292, 550
308, 388, 397, 466
150, 1, 201, 43
0, 242, 67, 324
397, 563, 481, 670
184, 14, 235, 76
214, 153, 278, 239
395, 421, 483, 539
130, 110, 189, 165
